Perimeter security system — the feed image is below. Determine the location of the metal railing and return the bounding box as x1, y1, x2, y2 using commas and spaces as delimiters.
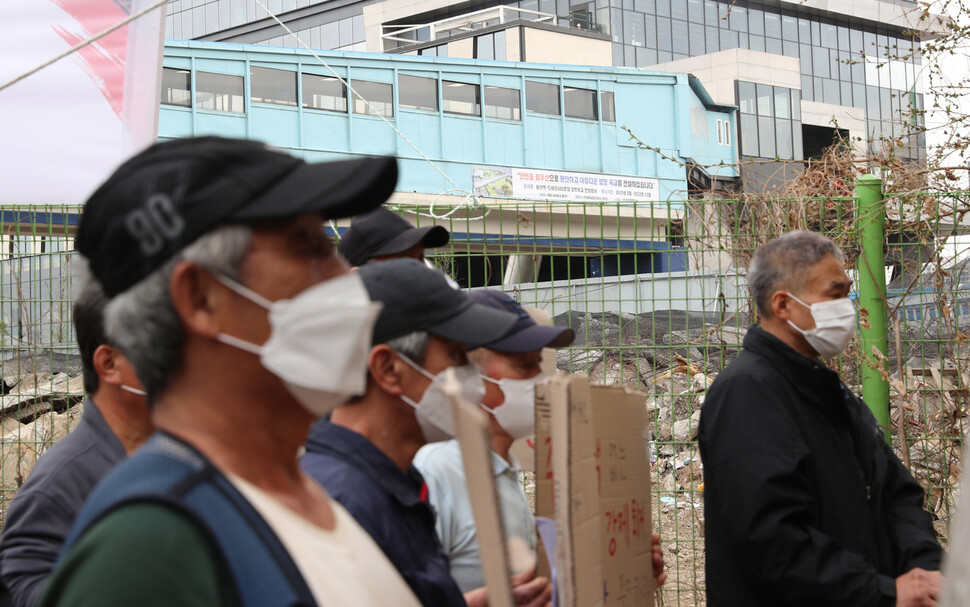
381, 5, 557, 50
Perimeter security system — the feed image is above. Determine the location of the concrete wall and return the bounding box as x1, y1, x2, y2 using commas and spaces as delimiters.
652, 49, 801, 106
521, 28, 611, 66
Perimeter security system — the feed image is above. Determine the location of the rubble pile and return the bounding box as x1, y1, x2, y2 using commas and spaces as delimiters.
0, 351, 85, 492
891, 357, 967, 528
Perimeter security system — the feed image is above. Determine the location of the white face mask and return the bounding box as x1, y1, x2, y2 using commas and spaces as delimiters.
481, 373, 544, 440
786, 292, 857, 359
397, 354, 486, 444
215, 273, 382, 417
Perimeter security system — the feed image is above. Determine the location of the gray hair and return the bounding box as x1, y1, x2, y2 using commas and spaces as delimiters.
748, 230, 844, 318
385, 331, 431, 364
103, 225, 253, 403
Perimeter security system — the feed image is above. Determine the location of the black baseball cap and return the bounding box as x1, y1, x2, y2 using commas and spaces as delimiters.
76, 136, 398, 297
338, 207, 449, 266
357, 259, 517, 346
467, 290, 575, 352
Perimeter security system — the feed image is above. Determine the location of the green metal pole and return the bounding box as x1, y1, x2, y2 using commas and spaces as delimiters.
855, 174, 890, 442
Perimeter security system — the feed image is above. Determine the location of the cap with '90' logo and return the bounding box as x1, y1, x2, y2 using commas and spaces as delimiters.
75, 136, 398, 297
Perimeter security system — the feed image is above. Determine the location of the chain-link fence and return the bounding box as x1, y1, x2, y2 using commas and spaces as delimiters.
0, 190, 966, 606
0, 206, 83, 521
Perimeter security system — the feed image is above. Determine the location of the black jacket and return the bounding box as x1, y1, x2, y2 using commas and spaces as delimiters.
698, 325, 942, 607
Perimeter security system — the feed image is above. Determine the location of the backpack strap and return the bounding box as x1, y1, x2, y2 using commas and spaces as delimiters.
64, 433, 317, 607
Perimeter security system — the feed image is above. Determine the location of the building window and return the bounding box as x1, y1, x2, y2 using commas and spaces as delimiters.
302, 74, 347, 112
352, 80, 394, 117
526, 81, 560, 116
564, 86, 598, 120
250, 66, 297, 107
601, 91, 615, 122
442, 81, 481, 116
161, 68, 191, 107
475, 32, 507, 61
399, 75, 438, 111
736, 79, 800, 160
484, 85, 521, 120
596, 0, 923, 159
196, 72, 244, 113
716, 118, 731, 145
419, 45, 448, 57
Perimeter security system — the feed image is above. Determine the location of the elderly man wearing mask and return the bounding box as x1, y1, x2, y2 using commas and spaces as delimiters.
38, 137, 422, 607
700, 230, 943, 607
415, 290, 668, 601
302, 260, 554, 607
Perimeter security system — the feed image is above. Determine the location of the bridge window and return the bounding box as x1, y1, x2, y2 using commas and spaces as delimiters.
161, 68, 191, 107
601, 91, 615, 122
564, 86, 598, 120
442, 81, 481, 116
526, 81, 560, 116
250, 66, 297, 107
399, 75, 439, 112
196, 72, 244, 113
302, 74, 347, 112
484, 86, 521, 121
352, 80, 394, 117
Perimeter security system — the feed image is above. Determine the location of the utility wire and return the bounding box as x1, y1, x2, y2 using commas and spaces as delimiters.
252, 0, 485, 220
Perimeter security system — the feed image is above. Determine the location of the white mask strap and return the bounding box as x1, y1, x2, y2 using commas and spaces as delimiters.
395, 352, 436, 382
216, 333, 263, 356
480, 374, 501, 385
214, 274, 274, 310
787, 292, 811, 309
120, 384, 147, 396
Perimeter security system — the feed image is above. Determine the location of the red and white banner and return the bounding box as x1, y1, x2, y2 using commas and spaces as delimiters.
0, 0, 165, 205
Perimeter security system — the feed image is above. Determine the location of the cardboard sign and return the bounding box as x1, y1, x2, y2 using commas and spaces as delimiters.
590, 384, 655, 607
534, 386, 555, 582
537, 376, 654, 607
545, 375, 603, 607
443, 369, 515, 607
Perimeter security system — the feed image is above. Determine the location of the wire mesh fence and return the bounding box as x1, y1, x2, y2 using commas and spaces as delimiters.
0, 206, 83, 522
0, 192, 966, 606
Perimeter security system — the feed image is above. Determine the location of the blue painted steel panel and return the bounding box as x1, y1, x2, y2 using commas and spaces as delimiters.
351, 116, 398, 156
194, 113, 247, 138
250, 106, 300, 148
302, 111, 350, 153
441, 116, 484, 163
397, 111, 444, 159
158, 108, 194, 139
523, 115, 564, 168
484, 122, 525, 166
564, 120, 603, 172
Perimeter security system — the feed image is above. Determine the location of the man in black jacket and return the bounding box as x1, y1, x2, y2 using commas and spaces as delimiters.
699, 230, 944, 607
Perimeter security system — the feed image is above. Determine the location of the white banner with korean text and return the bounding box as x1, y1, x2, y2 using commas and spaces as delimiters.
473, 166, 660, 203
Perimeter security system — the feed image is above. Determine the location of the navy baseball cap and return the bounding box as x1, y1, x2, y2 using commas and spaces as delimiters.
357, 259, 517, 346
338, 207, 449, 266
76, 136, 398, 297
466, 290, 575, 352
